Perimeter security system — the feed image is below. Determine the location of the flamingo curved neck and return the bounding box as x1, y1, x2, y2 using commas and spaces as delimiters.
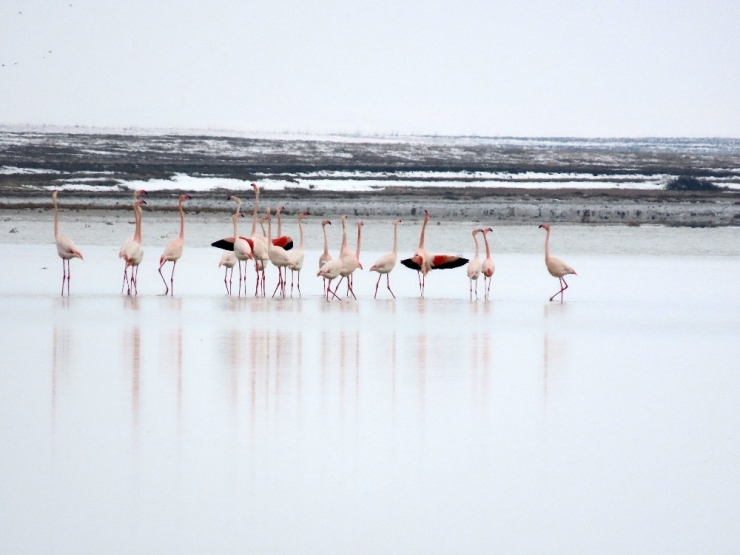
298, 217, 304, 249
418, 216, 429, 249
473, 232, 480, 258
134, 204, 142, 243
483, 232, 491, 258
392, 222, 398, 254
340, 219, 347, 252
178, 201, 185, 240
355, 225, 362, 258
322, 225, 329, 255
544, 228, 551, 261
53, 196, 59, 238
251, 191, 259, 236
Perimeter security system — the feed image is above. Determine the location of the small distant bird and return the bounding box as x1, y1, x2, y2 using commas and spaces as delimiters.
539, 224, 577, 302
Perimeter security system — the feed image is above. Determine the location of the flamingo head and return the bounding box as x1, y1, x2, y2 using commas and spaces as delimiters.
276, 205, 285, 214
52, 190, 59, 200
539, 224, 551, 231
423, 210, 430, 221
251, 183, 258, 191
179, 194, 192, 202
394, 218, 402, 224
229, 195, 241, 204
358, 221, 364, 227
485, 227, 493, 233
136, 199, 147, 207
134, 189, 147, 199
472, 229, 480, 237
322, 219, 331, 226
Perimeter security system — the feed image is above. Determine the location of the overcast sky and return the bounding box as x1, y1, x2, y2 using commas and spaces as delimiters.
1, 0, 739, 137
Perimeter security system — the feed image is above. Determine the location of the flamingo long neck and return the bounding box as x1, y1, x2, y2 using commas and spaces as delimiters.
53, 196, 59, 238
251, 191, 259, 236
277, 209, 283, 237
418, 216, 429, 249
134, 204, 143, 243
473, 232, 480, 259
178, 200, 185, 240
544, 228, 551, 261
322, 224, 329, 256
266, 214, 273, 243
392, 222, 398, 254
298, 217, 304, 249
340, 218, 347, 252
233, 214, 239, 239
483, 231, 491, 258
355, 224, 362, 259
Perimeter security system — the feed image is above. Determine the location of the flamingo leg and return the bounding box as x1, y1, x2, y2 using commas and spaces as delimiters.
133, 266, 139, 295
272, 268, 282, 298
549, 277, 569, 302
158, 261, 169, 295
374, 274, 382, 299
296, 271, 301, 297
327, 281, 342, 301
386, 274, 396, 299
170, 260, 177, 296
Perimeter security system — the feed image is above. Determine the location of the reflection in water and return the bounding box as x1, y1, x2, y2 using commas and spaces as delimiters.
543, 304, 568, 406
124, 327, 141, 451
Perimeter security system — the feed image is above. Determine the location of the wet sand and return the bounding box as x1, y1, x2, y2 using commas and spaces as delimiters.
1, 224, 739, 553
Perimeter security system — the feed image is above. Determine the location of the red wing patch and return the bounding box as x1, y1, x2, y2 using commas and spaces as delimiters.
431, 255, 469, 270
272, 236, 294, 251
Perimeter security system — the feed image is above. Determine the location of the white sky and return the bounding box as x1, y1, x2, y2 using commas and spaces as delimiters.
1, 0, 739, 137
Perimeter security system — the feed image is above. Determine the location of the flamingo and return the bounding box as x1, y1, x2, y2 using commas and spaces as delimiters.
158, 194, 191, 296
264, 208, 292, 298
119, 189, 147, 294
219, 250, 237, 295
400, 210, 468, 298
334, 220, 363, 300
336, 215, 356, 297
539, 224, 577, 302
481, 227, 495, 299
210, 184, 292, 251
122, 199, 146, 295
287, 211, 309, 297
52, 190, 84, 296
275, 205, 294, 251
318, 219, 332, 295
249, 183, 270, 295
467, 229, 482, 300
229, 198, 252, 296
369, 218, 401, 299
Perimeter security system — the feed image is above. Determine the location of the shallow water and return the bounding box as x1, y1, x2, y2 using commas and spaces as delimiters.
1, 227, 740, 554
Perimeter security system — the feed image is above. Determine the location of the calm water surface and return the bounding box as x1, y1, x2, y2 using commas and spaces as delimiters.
1, 226, 739, 554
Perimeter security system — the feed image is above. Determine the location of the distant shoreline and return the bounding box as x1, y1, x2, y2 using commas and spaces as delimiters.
2, 130, 739, 226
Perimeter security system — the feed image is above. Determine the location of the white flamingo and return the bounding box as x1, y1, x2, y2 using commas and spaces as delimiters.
318, 219, 332, 295
369, 218, 401, 299
334, 220, 363, 300
52, 190, 84, 296
230, 196, 252, 297
467, 229, 482, 300
481, 227, 495, 299
287, 211, 309, 297
158, 194, 191, 296
122, 199, 146, 295
539, 224, 577, 302
264, 208, 292, 298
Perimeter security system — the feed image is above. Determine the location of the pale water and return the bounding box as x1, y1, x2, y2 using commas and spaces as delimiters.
1, 224, 739, 554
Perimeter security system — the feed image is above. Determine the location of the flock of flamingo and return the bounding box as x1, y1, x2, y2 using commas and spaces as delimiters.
51, 184, 577, 301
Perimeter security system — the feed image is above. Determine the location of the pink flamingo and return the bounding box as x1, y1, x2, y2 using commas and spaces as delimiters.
481, 227, 495, 299
369, 218, 401, 299
52, 190, 84, 296
467, 228, 482, 300
401, 210, 468, 298
219, 250, 237, 295
539, 224, 577, 302
119, 189, 147, 293
334, 220, 363, 300
264, 208, 292, 298
122, 199, 146, 295
318, 219, 332, 295
231, 199, 252, 296
275, 205, 294, 251
158, 194, 192, 296
287, 211, 309, 297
